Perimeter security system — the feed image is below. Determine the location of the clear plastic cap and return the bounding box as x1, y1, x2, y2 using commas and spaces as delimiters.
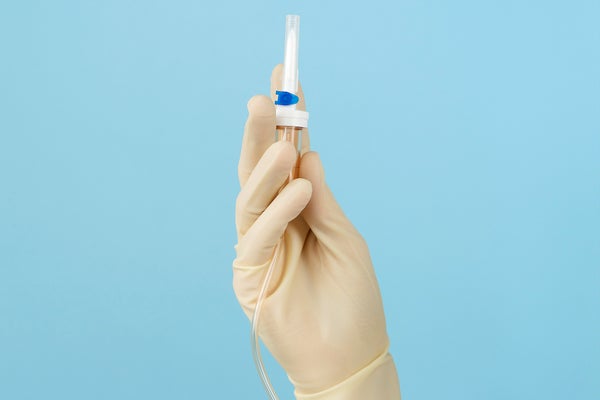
282, 15, 300, 95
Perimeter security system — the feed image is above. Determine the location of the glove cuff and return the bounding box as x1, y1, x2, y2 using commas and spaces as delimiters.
294, 351, 401, 400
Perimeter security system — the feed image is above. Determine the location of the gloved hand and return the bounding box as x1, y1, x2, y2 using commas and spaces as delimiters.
233, 65, 401, 400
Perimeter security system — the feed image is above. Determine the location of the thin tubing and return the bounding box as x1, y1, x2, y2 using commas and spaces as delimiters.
251, 240, 282, 400
251, 125, 301, 399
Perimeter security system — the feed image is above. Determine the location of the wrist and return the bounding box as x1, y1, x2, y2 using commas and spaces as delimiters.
293, 351, 401, 400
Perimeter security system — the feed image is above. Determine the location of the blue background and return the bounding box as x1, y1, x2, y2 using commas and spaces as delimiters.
1, 1, 598, 399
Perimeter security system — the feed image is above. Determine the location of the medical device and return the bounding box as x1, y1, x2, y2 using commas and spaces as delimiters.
250, 14, 309, 400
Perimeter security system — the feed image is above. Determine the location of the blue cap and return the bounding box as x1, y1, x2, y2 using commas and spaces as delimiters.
274, 90, 299, 106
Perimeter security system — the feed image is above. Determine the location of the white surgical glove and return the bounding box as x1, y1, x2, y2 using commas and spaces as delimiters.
233, 65, 401, 399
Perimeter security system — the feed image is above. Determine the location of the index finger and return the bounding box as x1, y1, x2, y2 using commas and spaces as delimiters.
238, 95, 276, 187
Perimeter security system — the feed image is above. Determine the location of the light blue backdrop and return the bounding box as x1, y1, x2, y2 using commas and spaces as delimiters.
1, 1, 598, 399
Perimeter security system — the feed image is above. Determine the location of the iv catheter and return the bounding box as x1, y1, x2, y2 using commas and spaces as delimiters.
250, 14, 309, 400
274, 14, 309, 165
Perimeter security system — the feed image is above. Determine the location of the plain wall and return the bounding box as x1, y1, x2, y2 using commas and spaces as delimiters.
1, 1, 598, 399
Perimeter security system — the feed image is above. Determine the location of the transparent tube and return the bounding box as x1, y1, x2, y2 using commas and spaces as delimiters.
251, 242, 281, 400
250, 128, 303, 400
276, 125, 303, 181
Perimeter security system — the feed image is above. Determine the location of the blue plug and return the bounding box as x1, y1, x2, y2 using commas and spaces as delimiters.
274, 90, 299, 106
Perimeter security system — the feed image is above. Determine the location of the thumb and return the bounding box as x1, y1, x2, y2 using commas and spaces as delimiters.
299, 152, 361, 247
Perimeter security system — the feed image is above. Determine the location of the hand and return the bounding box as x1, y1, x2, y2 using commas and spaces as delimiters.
233, 65, 401, 399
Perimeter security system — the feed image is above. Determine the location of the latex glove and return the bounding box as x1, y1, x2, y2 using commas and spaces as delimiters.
233, 65, 401, 400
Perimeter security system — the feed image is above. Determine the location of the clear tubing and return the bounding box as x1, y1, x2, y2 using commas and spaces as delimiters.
250, 128, 302, 400
276, 126, 302, 181
251, 241, 281, 400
